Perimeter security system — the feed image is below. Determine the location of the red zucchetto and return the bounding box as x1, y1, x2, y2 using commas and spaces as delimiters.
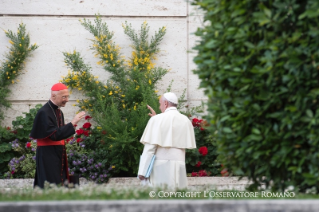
51, 83, 68, 91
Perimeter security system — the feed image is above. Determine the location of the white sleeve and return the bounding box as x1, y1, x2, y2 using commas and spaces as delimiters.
137, 143, 157, 176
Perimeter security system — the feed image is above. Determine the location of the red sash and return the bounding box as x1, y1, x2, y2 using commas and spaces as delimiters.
36, 138, 69, 183
37, 138, 65, 146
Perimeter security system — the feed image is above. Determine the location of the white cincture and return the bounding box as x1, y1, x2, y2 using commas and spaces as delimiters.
156, 146, 185, 162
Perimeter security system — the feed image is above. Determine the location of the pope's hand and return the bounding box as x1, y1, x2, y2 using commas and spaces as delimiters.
147, 105, 156, 117
71, 111, 86, 126
138, 175, 145, 180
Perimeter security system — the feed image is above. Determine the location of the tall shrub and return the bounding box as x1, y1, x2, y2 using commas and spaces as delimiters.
0, 23, 38, 122
192, 0, 319, 191
62, 16, 167, 176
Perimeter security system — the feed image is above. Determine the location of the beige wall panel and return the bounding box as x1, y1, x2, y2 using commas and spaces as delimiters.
187, 13, 206, 101
0, 0, 186, 17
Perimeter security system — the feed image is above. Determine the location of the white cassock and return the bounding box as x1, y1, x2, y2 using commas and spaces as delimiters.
138, 107, 196, 189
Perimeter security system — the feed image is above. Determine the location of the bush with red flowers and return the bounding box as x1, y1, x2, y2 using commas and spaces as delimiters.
186, 117, 220, 177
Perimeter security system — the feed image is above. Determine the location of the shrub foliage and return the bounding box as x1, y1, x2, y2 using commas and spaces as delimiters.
62, 16, 167, 176
193, 0, 319, 191
0, 23, 38, 122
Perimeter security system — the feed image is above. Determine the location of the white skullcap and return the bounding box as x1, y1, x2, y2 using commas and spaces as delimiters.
163, 92, 178, 104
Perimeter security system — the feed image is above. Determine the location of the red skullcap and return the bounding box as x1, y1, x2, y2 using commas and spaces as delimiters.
51, 83, 68, 91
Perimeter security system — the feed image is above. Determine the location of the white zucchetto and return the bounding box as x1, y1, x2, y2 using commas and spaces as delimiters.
163, 92, 178, 104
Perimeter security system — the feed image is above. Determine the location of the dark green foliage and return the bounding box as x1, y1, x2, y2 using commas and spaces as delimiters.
0, 127, 15, 177
12, 104, 42, 140
186, 118, 220, 176
1, 104, 42, 178
192, 0, 319, 191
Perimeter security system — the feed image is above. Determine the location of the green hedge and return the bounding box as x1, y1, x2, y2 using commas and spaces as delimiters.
193, 0, 319, 192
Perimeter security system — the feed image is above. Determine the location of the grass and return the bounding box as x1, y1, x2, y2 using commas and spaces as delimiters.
1, 183, 319, 201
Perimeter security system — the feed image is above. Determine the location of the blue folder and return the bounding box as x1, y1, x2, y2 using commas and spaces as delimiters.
145, 155, 156, 178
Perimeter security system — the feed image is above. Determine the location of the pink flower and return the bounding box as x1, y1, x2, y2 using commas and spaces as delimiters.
85, 115, 92, 120
195, 161, 201, 167
83, 130, 89, 137
192, 118, 203, 127
83, 122, 92, 129
11, 171, 15, 175
198, 170, 207, 177
198, 146, 208, 156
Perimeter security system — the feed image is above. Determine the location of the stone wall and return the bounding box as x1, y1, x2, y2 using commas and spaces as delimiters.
0, 0, 206, 127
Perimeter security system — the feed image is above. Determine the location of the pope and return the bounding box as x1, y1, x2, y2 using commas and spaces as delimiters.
30, 83, 85, 188
137, 92, 196, 189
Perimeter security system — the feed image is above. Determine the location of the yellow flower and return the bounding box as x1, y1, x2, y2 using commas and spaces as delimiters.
6, 72, 8, 75
149, 79, 152, 85
12, 80, 14, 84
81, 106, 86, 109
95, 81, 99, 84
89, 104, 92, 107
104, 85, 108, 89
22, 37, 24, 40
112, 166, 115, 169
73, 60, 75, 63
9, 40, 14, 45
84, 99, 88, 103
115, 91, 118, 94
65, 78, 71, 83
7, 76, 10, 79
102, 95, 105, 98
135, 85, 140, 90
90, 109, 93, 111
109, 145, 113, 148
109, 91, 113, 95
76, 100, 80, 103
134, 105, 136, 110
72, 75, 78, 80
72, 104, 76, 106
78, 87, 82, 90
97, 126, 102, 130
123, 104, 125, 109
121, 95, 125, 97
19, 44, 22, 47
110, 54, 113, 61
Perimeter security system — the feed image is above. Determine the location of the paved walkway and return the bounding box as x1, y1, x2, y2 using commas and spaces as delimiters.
0, 199, 318, 212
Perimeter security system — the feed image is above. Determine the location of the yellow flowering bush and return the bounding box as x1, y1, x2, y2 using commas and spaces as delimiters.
62, 15, 167, 176
0, 23, 38, 123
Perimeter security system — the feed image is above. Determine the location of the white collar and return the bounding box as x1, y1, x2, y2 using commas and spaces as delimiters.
165, 107, 177, 113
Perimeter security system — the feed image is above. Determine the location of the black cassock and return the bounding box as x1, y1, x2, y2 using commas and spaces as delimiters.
30, 100, 75, 188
